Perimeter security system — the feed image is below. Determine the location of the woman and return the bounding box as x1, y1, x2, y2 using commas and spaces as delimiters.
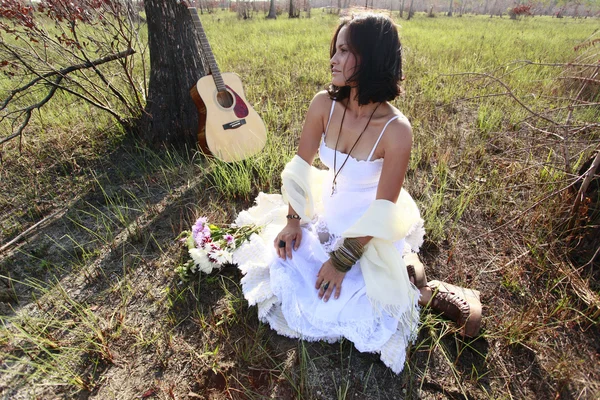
233, 13, 481, 374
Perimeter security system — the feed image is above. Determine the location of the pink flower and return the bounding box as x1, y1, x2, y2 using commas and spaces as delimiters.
224, 234, 235, 249
192, 217, 208, 246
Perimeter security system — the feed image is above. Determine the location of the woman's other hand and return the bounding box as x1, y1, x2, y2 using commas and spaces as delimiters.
315, 260, 347, 302
274, 223, 302, 260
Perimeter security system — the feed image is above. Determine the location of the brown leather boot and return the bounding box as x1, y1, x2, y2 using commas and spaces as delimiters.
403, 252, 427, 288
426, 280, 482, 338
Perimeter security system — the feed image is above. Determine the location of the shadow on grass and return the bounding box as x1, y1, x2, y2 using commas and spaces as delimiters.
0, 137, 258, 397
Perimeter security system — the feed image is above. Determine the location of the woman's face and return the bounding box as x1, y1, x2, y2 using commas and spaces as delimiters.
330, 26, 357, 87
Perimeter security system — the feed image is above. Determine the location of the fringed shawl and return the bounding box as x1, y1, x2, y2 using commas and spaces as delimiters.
281, 155, 423, 321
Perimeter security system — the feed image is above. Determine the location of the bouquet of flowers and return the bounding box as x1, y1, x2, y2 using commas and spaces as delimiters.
176, 216, 260, 281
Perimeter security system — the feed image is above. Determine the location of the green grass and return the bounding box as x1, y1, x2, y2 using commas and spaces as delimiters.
1, 9, 599, 399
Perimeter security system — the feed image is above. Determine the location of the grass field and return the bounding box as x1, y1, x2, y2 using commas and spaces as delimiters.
1, 8, 599, 399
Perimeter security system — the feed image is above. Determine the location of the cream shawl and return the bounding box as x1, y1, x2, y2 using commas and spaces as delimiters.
281, 155, 423, 320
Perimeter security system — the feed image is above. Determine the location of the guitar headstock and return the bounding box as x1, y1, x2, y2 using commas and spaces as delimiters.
177, 0, 200, 14
177, 0, 199, 8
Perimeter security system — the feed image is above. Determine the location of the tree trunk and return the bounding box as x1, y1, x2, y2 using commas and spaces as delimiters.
407, 0, 415, 19
267, 0, 277, 18
138, 0, 206, 148
400, 0, 405, 17
448, 0, 454, 16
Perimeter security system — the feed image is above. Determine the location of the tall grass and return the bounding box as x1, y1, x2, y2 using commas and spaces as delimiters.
1, 10, 599, 399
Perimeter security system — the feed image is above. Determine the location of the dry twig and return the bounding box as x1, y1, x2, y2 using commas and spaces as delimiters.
0, 48, 135, 148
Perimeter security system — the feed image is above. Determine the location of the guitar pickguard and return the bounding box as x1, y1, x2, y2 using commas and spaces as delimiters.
226, 85, 249, 118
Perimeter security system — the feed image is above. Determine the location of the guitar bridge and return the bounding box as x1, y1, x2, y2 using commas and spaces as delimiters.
223, 119, 246, 130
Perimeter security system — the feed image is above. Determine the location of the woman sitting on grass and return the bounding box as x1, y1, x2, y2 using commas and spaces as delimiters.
233, 12, 481, 373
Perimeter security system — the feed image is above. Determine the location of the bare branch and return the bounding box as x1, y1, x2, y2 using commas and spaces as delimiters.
512, 59, 600, 68
570, 149, 600, 225
469, 180, 577, 243
442, 71, 560, 126
70, 21, 136, 117
522, 122, 565, 140
1, 47, 135, 110
0, 46, 136, 146
0, 75, 60, 146
557, 76, 600, 85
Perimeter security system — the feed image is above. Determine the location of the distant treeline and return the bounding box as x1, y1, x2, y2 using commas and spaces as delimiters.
21, 0, 598, 18
188, 0, 600, 18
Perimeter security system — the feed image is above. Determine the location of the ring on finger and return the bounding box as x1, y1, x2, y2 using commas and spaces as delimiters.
320, 281, 330, 291
278, 240, 286, 248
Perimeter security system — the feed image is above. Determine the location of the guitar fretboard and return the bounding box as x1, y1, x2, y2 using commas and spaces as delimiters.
188, 7, 226, 92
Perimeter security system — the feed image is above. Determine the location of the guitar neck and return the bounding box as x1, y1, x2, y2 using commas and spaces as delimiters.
188, 7, 226, 92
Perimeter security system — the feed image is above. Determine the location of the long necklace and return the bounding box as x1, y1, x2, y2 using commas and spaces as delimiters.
331, 101, 381, 196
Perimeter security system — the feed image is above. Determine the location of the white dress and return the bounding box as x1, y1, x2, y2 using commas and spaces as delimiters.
233, 101, 425, 374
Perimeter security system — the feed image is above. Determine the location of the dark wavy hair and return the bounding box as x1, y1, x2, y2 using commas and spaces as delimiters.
327, 13, 403, 105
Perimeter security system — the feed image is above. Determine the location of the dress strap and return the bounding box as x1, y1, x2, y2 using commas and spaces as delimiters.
324, 100, 336, 138
367, 115, 400, 161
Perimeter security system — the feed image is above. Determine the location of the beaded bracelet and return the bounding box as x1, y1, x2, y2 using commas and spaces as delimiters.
286, 214, 301, 220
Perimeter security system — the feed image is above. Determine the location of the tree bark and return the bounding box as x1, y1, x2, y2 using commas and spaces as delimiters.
267, 0, 277, 18
137, 0, 206, 148
448, 0, 454, 16
407, 0, 415, 19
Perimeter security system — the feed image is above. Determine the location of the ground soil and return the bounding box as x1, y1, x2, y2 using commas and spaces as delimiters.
1, 138, 599, 399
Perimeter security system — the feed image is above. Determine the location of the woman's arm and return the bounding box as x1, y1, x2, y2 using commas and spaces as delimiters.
296, 91, 331, 164
275, 91, 332, 260
350, 118, 413, 248
316, 117, 413, 302
376, 118, 413, 203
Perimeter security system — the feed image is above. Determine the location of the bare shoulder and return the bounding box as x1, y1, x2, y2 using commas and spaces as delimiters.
381, 111, 412, 155
309, 90, 333, 112
313, 90, 331, 101
304, 90, 333, 133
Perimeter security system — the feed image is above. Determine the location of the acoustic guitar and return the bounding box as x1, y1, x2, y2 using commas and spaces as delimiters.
188, 7, 267, 162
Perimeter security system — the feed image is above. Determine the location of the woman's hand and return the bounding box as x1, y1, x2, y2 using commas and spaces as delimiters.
315, 260, 347, 302
273, 223, 302, 260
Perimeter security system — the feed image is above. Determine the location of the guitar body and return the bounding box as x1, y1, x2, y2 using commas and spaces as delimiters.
190, 72, 267, 163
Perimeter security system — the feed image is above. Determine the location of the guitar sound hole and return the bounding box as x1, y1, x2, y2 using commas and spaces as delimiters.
216, 90, 234, 108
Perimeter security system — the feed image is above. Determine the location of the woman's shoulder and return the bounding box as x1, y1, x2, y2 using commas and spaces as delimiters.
305, 91, 334, 125
310, 90, 334, 108
383, 104, 411, 133
384, 103, 409, 122
380, 105, 412, 151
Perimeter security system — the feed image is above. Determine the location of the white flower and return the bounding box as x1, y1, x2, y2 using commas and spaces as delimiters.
189, 248, 215, 274
209, 248, 233, 265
